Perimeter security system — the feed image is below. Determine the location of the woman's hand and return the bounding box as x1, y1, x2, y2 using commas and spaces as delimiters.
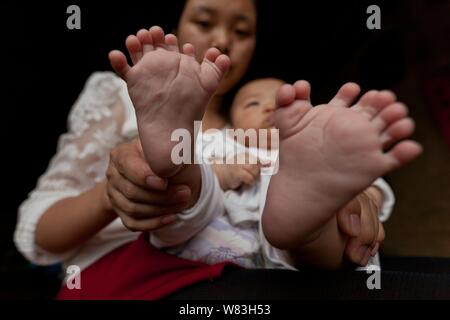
212, 153, 261, 190
337, 187, 386, 266
105, 139, 192, 232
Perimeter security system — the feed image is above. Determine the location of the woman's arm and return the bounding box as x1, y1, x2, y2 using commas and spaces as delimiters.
35, 181, 115, 254
14, 73, 165, 264
15, 72, 127, 265
34, 138, 196, 255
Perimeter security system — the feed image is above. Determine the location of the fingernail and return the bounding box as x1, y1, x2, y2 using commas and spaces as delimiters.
174, 187, 191, 203
161, 215, 177, 224
350, 214, 361, 235
146, 176, 168, 190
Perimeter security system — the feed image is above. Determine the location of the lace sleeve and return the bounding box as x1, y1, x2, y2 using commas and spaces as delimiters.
14, 72, 129, 266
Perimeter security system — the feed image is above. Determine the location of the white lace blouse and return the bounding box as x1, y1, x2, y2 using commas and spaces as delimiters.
14, 72, 141, 270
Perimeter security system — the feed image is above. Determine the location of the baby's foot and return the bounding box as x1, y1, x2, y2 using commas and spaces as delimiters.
262, 81, 422, 249
109, 26, 230, 177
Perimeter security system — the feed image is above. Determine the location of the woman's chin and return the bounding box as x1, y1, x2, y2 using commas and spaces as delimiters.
216, 81, 233, 96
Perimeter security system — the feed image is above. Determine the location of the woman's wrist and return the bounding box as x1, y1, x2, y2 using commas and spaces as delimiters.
96, 181, 117, 220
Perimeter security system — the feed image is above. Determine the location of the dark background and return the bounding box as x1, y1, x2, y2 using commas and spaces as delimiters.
1, 0, 449, 298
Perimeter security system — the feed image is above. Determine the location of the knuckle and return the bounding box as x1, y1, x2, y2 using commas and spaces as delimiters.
123, 201, 138, 214
116, 157, 126, 173
109, 194, 119, 208
122, 183, 135, 199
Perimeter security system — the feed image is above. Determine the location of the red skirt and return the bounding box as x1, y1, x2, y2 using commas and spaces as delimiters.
57, 232, 237, 300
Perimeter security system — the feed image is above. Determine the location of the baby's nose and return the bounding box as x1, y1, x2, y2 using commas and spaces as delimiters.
264, 103, 276, 112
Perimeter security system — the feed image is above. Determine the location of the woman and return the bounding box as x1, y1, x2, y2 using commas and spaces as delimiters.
15, 0, 384, 299
15, 0, 257, 269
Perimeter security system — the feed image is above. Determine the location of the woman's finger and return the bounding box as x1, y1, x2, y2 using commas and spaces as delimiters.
370, 242, 380, 257
107, 162, 154, 202
377, 222, 386, 243
116, 208, 177, 232
111, 165, 190, 205
358, 194, 379, 247
344, 237, 371, 266
109, 140, 167, 190
109, 186, 189, 220
108, 186, 161, 219
337, 198, 361, 237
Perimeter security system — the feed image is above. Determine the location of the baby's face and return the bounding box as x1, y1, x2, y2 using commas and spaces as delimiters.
230, 78, 284, 132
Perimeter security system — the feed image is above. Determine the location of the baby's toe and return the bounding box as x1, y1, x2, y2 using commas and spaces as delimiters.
381, 117, 415, 148
125, 35, 143, 65
108, 50, 130, 79
329, 82, 361, 108
366, 90, 397, 121
293, 80, 312, 102
276, 84, 297, 108
384, 140, 423, 171
137, 29, 154, 53
149, 26, 167, 49
372, 102, 408, 132
182, 43, 196, 57
165, 34, 179, 52
353, 90, 394, 121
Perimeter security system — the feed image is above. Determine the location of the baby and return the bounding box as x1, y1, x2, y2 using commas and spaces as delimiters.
209, 78, 282, 191
109, 26, 421, 270
147, 78, 394, 270
206, 78, 394, 269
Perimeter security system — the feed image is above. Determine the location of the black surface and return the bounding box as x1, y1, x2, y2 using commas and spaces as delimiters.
167, 259, 450, 300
